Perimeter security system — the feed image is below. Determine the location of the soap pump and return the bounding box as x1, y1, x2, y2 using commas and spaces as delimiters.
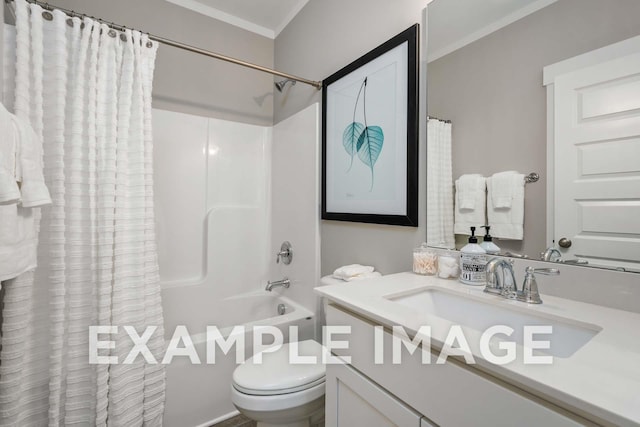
480, 226, 500, 255
459, 226, 487, 286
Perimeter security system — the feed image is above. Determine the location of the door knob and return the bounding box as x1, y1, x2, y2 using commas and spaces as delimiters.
558, 238, 572, 248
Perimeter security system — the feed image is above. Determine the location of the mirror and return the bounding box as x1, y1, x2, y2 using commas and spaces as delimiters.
426, 0, 640, 272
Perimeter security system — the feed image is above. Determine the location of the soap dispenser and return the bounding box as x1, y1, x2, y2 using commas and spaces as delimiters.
459, 226, 487, 286
480, 226, 500, 255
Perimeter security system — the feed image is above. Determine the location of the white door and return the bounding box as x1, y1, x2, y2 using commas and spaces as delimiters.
551, 37, 640, 270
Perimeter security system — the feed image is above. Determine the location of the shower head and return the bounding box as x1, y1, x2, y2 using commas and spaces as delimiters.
275, 79, 296, 92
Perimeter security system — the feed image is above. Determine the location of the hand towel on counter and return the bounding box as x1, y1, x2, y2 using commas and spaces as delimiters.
454, 174, 486, 235
333, 264, 381, 281
342, 271, 382, 281
487, 172, 525, 240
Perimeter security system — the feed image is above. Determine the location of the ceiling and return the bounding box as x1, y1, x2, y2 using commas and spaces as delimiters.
164, 0, 309, 39
165, 0, 558, 52
427, 0, 558, 61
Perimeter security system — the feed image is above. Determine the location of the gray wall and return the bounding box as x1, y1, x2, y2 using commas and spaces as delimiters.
427, 0, 640, 257
53, 0, 274, 125
274, 0, 428, 276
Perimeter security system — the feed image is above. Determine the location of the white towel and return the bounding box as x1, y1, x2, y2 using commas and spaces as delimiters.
487, 173, 525, 240
490, 171, 519, 208
333, 264, 376, 281
454, 174, 486, 235
456, 174, 482, 209
342, 271, 382, 282
0, 103, 51, 282
0, 104, 20, 205
12, 115, 51, 207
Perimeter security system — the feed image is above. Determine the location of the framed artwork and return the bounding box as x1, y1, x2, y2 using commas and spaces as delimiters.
322, 24, 419, 226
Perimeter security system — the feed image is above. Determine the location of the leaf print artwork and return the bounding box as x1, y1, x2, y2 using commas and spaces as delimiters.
342, 77, 384, 191
343, 122, 364, 171
357, 125, 384, 190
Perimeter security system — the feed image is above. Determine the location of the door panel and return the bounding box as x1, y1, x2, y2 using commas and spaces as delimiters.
554, 48, 640, 269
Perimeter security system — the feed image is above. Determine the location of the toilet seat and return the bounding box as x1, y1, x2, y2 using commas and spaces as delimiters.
231, 381, 325, 413
233, 376, 325, 396
232, 340, 326, 396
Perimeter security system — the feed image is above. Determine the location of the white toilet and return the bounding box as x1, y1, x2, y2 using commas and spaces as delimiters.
231, 339, 327, 427
231, 275, 368, 426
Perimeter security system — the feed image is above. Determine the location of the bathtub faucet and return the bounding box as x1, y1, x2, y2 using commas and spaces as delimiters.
265, 277, 290, 292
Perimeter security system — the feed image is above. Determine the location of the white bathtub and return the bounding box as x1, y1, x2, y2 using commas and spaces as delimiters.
163, 291, 315, 427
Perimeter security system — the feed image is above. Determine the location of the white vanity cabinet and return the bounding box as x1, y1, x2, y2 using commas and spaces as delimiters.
326, 361, 431, 427
325, 304, 594, 427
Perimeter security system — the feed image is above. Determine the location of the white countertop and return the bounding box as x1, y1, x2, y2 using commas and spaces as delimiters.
315, 272, 640, 426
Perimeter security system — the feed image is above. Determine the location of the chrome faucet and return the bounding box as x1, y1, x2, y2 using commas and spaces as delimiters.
501, 251, 529, 259
484, 258, 517, 298
562, 259, 588, 265
265, 277, 290, 292
518, 267, 559, 304
276, 241, 293, 265
540, 247, 562, 262
485, 257, 560, 304
540, 246, 588, 265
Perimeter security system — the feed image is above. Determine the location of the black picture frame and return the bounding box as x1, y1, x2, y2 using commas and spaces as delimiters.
321, 24, 419, 227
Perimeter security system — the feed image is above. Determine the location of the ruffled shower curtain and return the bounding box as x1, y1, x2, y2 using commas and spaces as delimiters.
0, 0, 165, 425
426, 118, 455, 249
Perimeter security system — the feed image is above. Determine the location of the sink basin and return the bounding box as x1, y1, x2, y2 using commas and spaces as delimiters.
386, 289, 601, 358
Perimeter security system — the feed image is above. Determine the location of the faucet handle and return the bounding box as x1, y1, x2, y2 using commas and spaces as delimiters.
276, 241, 293, 265
529, 267, 560, 275
518, 267, 560, 304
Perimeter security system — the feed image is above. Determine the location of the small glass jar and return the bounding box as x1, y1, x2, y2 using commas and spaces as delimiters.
437, 249, 460, 279
413, 244, 438, 275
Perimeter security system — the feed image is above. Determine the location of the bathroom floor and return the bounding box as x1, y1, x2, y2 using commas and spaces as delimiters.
212, 414, 256, 427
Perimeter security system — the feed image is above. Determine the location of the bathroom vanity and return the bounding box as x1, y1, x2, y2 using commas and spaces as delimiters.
315, 273, 640, 426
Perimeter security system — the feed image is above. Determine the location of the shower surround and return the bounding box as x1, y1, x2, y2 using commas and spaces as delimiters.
153, 104, 320, 426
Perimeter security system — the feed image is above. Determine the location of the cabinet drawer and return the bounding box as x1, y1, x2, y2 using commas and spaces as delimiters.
326, 362, 423, 427
326, 304, 594, 427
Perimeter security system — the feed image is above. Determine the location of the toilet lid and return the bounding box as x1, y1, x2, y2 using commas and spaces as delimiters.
233, 340, 326, 396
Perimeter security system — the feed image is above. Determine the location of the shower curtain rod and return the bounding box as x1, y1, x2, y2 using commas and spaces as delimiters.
5, 0, 323, 90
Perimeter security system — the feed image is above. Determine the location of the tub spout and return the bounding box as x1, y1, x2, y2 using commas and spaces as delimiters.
266, 277, 290, 292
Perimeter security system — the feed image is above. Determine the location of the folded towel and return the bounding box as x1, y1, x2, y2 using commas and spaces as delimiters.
456, 174, 483, 209
333, 264, 375, 281
487, 173, 525, 240
342, 271, 382, 282
454, 174, 486, 235
490, 171, 520, 208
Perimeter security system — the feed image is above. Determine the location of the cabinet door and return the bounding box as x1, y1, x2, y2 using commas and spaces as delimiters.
326, 362, 423, 427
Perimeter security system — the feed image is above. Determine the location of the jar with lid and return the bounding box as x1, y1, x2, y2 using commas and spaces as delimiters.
437, 249, 460, 279
413, 243, 438, 275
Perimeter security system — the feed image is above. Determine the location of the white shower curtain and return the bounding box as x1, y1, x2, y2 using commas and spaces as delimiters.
426, 118, 455, 249
0, 0, 165, 425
